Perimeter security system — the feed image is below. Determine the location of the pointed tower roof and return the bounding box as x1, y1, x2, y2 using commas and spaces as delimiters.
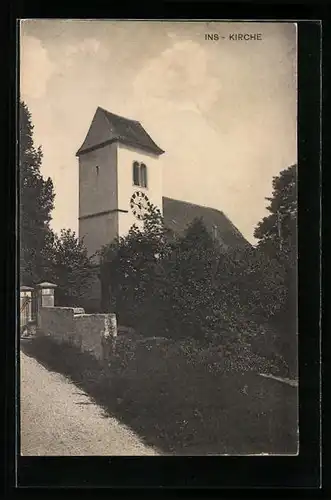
76, 106, 165, 157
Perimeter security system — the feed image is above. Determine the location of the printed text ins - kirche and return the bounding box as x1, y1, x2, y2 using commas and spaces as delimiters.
205, 33, 263, 41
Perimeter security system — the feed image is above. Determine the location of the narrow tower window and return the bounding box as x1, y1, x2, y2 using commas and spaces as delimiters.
133, 161, 140, 186
133, 161, 148, 187
96, 165, 99, 175
140, 163, 147, 188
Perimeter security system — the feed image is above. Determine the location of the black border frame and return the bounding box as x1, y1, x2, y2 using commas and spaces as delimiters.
4, 3, 324, 495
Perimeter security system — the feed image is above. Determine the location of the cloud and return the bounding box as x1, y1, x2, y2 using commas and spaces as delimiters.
20, 34, 109, 101
20, 36, 55, 100
132, 40, 221, 113
64, 37, 108, 61
19, 23, 296, 245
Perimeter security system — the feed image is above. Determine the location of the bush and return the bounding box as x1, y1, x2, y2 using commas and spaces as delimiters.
109, 330, 288, 381
100, 207, 290, 368
43, 229, 95, 306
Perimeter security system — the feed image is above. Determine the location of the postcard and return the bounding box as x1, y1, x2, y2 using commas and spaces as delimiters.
19, 19, 298, 458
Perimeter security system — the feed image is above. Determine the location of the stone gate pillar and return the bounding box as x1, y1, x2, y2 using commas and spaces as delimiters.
36, 282, 57, 330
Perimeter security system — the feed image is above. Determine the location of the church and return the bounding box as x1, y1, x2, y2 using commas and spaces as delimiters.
76, 106, 249, 264
76, 106, 250, 309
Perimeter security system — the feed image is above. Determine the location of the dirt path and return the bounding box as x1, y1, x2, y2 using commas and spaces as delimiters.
20, 351, 160, 456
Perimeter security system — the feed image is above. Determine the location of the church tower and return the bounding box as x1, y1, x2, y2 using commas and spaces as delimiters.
76, 107, 165, 261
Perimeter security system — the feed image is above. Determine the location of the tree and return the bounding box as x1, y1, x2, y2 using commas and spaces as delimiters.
253, 164, 298, 376
157, 218, 218, 340
44, 229, 94, 306
254, 164, 297, 259
100, 210, 287, 344
99, 204, 171, 326
20, 101, 55, 285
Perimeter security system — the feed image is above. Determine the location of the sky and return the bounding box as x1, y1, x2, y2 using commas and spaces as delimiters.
20, 20, 297, 244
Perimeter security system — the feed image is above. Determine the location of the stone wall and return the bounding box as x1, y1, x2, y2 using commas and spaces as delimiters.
38, 306, 117, 362
72, 313, 116, 360
39, 307, 75, 344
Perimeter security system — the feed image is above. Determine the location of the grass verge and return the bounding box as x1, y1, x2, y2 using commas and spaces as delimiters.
21, 335, 298, 455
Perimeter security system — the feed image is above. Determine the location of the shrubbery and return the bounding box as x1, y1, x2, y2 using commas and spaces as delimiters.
20, 101, 95, 303
110, 334, 287, 379
99, 205, 291, 373
42, 228, 95, 307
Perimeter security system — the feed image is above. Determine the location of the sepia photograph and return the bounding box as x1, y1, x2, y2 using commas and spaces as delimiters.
19, 19, 298, 457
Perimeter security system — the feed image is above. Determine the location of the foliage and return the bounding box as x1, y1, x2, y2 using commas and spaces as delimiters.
254, 164, 297, 259
112, 333, 288, 378
20, 101, 55, 285
43, 229, 94, 306
100, 203, 288, 371
156, 218, 221, 340
253, 164, 298, 377
99, 205, 172, 324
214, 246, 287, 322
20, 101, 94, 302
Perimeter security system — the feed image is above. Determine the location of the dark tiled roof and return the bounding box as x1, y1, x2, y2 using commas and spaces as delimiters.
162, 197, 250, 249
76, 107, 165, 156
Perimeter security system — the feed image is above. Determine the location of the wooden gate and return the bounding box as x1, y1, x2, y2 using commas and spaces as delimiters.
20, 296, 31, 327
20, 286, 36, 336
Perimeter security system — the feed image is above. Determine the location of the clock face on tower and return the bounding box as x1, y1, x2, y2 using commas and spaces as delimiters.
130, 191, 151, 220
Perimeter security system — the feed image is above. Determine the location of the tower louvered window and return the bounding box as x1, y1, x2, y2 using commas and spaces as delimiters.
133, 161, 140, 186
140, 163, 147, 187
132, 161, 148, 188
